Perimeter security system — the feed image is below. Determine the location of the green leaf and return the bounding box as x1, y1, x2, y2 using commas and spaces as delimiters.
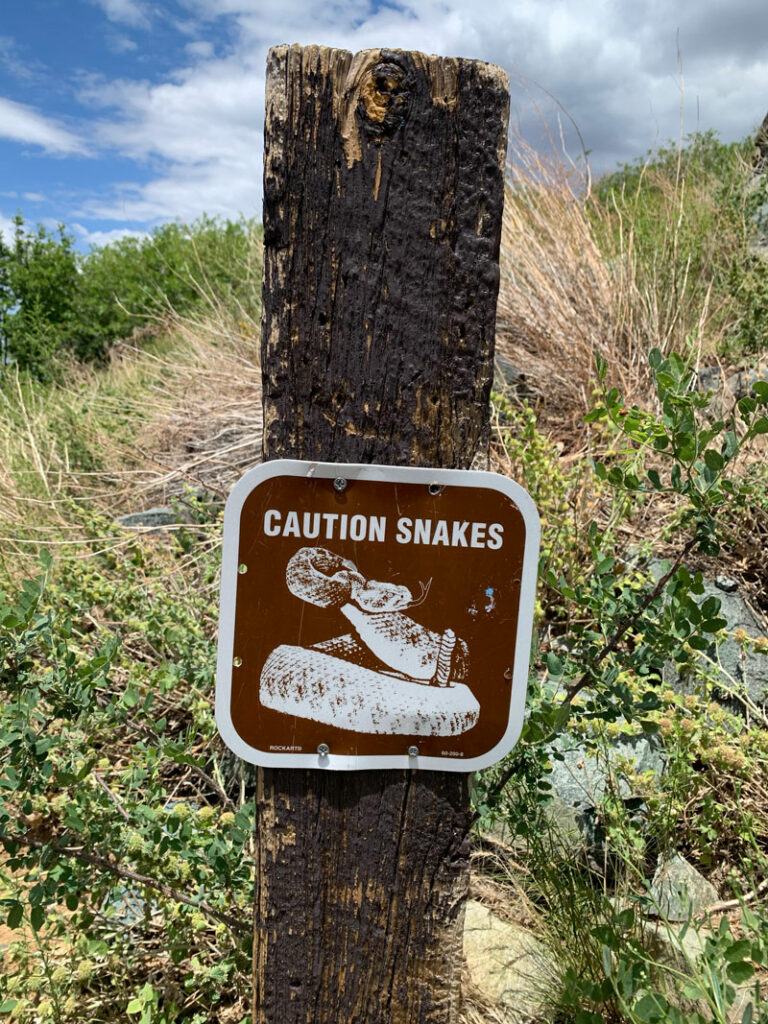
30, 904, 44, 931
546, 652, 563, 677
633, 993, 663, 1022
688, 635, 711, 651
752, 381, 768, 402
704, 448, 724, 471
616, 907, 635, 930
751, 416, 768, 435
601, 944, 612, 977
701, 617, 728, 633
726, 961, 755, 984
647, 469, 663, 489
6, 903, 22, 929
127, 999, 144, 1014
738, 396, 757, 420
725, 939, 753, 961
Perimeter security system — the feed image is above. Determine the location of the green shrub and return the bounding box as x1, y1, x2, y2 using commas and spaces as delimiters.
0, 214, 262, 379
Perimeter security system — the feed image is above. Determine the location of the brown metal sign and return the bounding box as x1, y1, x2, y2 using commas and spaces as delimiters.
216, 460, 540, 771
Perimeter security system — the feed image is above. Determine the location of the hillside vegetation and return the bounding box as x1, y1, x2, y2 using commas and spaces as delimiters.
0, 130, 767, 1023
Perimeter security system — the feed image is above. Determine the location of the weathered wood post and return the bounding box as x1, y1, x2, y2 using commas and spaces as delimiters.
256, 43, 509, 1023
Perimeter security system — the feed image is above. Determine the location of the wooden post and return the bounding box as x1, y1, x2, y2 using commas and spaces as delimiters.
256, 44, 509, 1023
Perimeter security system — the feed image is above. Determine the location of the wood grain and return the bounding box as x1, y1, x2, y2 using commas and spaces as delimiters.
256, 43, 509, 1023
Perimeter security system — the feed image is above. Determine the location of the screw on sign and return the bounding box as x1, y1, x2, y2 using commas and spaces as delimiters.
216, 460, 539, 772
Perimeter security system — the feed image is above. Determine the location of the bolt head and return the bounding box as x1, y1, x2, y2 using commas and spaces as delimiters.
317, 743, 330, 756
408, 746, 419, 758
333, 477, 347, 493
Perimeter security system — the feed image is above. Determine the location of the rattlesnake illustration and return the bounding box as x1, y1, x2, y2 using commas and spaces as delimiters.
285, 546, 469, 683
259, 546, 478, 737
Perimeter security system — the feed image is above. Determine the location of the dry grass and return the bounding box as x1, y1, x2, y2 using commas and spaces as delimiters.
0, 307, 262, 582
495, 130, 749, 435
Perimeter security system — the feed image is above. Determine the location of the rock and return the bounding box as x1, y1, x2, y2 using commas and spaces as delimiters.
541, 795, 585, 859
650, 563, 768, 709
648, 853, 718, 921
548, 734, 666, 812
695, 582, 768, 708
463, 900, 550, 1022
493, 353, 534, 399
116, 507, 181, 529
544, 735, 665, 879
640, 916, 707, 968
695, 365, 723, 394
640, 917, 757, 1022
723, 365, 768, 403
715, 574, 739, 594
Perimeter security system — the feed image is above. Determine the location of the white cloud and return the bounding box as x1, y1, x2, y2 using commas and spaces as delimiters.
0, 211, 17, 244
22, 192, 45, 202
91, 0, 152, 29
71, 222, 149, 246
107, 33, 139, 53
46, 0, 768, 231
0, 96, 89, 155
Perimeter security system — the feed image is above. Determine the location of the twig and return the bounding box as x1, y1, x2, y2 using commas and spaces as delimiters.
0, 831, 248, 936
92, 771, 130, 822
705, 877, 768, 914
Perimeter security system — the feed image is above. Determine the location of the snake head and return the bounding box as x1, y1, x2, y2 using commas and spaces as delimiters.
286, 547, 365, 608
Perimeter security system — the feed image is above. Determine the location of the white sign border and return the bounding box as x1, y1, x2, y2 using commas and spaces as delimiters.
216, 459, 540, 772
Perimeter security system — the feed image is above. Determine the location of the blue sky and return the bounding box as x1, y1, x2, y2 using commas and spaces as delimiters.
2, 0, 768, 249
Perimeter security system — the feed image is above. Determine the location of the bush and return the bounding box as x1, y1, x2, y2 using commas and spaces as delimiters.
0, 214, 261, 379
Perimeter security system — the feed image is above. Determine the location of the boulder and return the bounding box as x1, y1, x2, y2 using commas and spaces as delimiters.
647, 853, 718, 921
651, 563, 768, 709
116, 507, 181, 530
548, 733, 666, 812
463, 900, 550, 1022
544, 734, 665, 879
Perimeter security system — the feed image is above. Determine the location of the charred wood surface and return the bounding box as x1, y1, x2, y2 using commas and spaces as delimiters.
257, 43, 509, 1024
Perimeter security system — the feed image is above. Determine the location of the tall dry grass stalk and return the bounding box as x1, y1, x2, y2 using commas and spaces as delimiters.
496, 134, 619, 424
495, 130, 745, 429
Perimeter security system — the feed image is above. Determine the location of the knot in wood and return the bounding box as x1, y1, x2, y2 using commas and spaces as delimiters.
358, 61, 411, 139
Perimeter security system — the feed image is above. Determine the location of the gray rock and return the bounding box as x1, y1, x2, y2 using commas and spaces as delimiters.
463, 900, 551, 1022
116, 507, 181, 529
545, 735, 666, 879
640, 917, 707, 969
723, 366, 768, 403
648, 853, 718, 921
695, 365, 723, 394
715, 575, 739, 593
548, 734, 666, 812
649, 563, 768, 709
694, 583, 768, 708
493, 353, 534, 399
